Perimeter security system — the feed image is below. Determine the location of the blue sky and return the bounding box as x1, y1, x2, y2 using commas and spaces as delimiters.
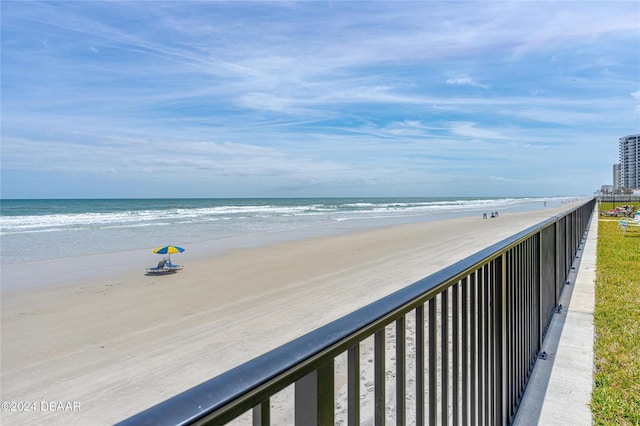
1, 1, 639, 199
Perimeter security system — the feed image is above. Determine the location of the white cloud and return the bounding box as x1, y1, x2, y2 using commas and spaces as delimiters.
446, 77, 488, 89
447, 122, 510, 141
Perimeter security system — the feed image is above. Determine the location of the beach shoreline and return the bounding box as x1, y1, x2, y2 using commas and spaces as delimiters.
1, 200, 585, 425
0, 197, 579, 292
0, 196, 576, 268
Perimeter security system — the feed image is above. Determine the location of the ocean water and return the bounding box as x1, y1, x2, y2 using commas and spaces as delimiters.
0, 197, 570, 266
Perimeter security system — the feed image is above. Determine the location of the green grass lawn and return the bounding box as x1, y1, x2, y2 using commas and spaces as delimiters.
592, 202, 640, 425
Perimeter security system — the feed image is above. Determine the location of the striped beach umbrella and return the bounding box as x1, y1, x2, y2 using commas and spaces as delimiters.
152, 245, 185, 260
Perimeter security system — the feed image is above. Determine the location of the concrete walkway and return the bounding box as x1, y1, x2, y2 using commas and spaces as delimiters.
513, 211, 597, 425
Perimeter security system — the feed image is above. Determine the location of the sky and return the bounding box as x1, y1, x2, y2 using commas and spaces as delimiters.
1, 1, 639, 199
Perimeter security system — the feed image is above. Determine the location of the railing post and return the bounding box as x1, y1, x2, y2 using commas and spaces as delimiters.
375, 329, 386, 426
477, 266, 486, 425
428, 298, 437, 425
441, 289, 449, 426
416, 305, 425, 426
497, 253, 508, 425
396, 317, 406, 426
461, 279, 469, 426
348, 344, 360, 426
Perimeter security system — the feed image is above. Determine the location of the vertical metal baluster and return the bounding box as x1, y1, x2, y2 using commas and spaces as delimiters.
441, 288, 449, 426
416, 305, 425, 426
497, 255, 506, 425
461, 277, 469, 426
375, 329, 385, 426
469, 272, 477, 426
348, 344, 360, 426
252, 400, 270, 426
397, 317, 406, 426
320, 361, 335, 425
477, 267, 484, 426
429, 298, 437, 426
452, 283, 459, 426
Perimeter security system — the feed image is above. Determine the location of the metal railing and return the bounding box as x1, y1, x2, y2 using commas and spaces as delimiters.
597, 195, 640, 203
119, 198, 595, 426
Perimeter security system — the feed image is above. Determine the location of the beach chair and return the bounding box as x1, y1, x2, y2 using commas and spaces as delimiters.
618, 219, 628, 234
626, 212, 640, 231
617, 218, 640, 235
146, 259, 175, 274
601, 206, 630, 217
164, 259, 184, 271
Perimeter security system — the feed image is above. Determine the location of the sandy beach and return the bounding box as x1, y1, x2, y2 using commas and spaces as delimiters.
0, 202, 582, 425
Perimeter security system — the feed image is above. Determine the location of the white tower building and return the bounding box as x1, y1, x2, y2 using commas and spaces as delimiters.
619, 134, 640, 189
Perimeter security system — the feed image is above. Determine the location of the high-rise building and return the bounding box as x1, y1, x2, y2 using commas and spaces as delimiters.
619, 134, 640, 189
